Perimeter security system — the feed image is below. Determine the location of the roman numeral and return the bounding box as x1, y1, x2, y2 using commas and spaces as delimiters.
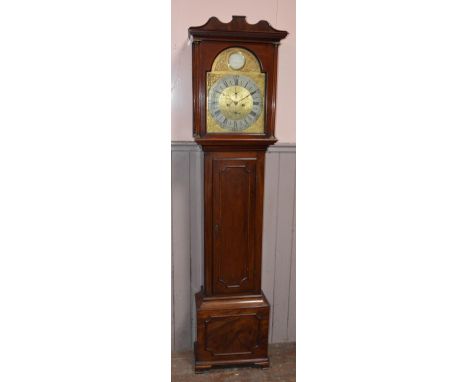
234, 75, 239, 85
249, 111, 257, 117
253, 101, 259, 105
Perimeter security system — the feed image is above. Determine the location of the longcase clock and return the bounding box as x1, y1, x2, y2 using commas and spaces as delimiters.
188, 16, 288, 372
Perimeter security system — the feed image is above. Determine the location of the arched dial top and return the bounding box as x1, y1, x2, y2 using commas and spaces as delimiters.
211, 47, 261, 73
206, 47, 265, 134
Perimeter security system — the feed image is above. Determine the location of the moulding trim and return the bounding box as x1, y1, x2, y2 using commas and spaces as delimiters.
171, 141, 295, 153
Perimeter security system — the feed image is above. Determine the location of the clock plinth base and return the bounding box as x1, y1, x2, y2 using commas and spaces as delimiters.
194, 290, 270, 372
194, 357, 271, 373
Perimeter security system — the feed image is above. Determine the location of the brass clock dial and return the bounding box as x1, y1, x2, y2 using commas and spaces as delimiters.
208, 74, 263, 132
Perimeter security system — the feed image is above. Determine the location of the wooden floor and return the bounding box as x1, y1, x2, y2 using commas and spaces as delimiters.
172, 342, 295, 381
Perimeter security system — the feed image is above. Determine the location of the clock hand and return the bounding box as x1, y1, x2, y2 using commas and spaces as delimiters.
237, 92, 253, 103
230, 91, 251, 105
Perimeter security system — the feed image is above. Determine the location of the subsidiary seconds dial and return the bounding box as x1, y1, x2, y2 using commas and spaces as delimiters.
208, 74, 263, 132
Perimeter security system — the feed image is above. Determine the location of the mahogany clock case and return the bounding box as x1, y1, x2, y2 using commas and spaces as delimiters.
188, 16, 288, 372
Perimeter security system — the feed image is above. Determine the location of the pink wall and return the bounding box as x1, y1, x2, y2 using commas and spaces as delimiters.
171, 0, 296, 143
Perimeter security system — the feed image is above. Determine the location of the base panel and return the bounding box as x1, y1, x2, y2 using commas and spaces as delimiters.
194, 291, 270, 372
194, 354, 270, 373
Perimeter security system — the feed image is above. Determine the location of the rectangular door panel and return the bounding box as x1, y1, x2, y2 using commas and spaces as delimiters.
212, 157, 256, 294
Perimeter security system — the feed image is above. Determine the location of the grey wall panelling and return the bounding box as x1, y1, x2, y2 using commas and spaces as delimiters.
287, 205, 296, 342
270, 150, 296, 343
189, 147, 203, 345
171, 142, 296, 351
171, 144, 192, 352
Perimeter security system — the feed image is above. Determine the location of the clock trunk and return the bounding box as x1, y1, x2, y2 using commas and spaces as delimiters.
204, 151, 264, 296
